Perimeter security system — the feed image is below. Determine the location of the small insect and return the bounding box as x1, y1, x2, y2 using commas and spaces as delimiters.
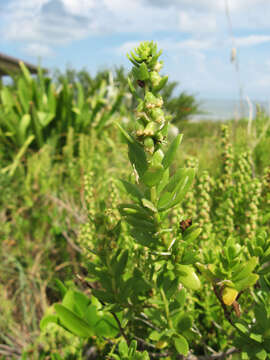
137, 80, 145, 88
180, 218, 192, 233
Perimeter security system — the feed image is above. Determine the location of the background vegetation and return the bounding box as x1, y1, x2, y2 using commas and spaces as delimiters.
1, 60, 270, 359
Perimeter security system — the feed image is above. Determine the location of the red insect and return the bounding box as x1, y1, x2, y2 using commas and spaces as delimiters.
180, 218, 192, 233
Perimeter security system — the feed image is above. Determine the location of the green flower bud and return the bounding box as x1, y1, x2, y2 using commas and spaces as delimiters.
150, 71, 162, 87
149, 108, 165, 124
144, 137, 155, 154
145, 92, 163, 109
135, 119, 145, 136
144, 121, 160, 136
154, 61, 163, 72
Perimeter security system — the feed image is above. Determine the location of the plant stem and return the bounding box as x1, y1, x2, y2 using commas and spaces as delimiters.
160, 288, 173, 329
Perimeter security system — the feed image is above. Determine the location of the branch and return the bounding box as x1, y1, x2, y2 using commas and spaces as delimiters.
62, 230, 82, 253
213, 285, 234, 326
184, 347, 239, 359
47, 194, 85, 223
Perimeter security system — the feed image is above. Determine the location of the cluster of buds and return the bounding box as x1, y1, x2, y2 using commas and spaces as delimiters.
104, 180, 121, 230
184, 157, 198, 219
84, 171, 96, 220
214, 189, 234, 237
77, 171, 96, 258
128, 41, 169, 156
234, 152, 253, 205
219, 125, 234, 190
171, 206, 185, 227
262, 166, 270, 207
78, 222, 95, 259
245, 178, 262, 240
197, 171, 213, 241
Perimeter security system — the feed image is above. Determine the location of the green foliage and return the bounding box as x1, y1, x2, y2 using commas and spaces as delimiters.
41, 40, 200, 359
0, 63, 124, 165
1, 41, 270, 360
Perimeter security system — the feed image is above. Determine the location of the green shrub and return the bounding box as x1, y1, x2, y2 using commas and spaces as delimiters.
40, 42, 270, 360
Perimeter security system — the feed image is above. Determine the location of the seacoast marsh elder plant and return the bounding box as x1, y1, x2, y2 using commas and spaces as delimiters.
41, 42, 270, 359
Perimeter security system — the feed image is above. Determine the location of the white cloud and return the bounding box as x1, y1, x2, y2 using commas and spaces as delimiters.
2, 0, 270, 60
144, 0, 268, 13
116, 41, 143, 55
116, 38, 213, 58
143, 0, 225, 12
0, 0, 270, 100
178, 11, 217, 33
62, 0, 96, 15
2, 0, 98, 54
24, 43, 54, 57
162, 38, 214, 52
236, 35, 270, 47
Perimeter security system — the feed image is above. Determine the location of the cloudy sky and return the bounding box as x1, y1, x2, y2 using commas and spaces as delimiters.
0, 0, 270, 100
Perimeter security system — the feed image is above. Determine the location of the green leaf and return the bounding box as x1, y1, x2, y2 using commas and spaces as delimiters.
62, 290, 91, 317
19, 61, 32, 84
92, 289, 115, 304
37, 111, 55, 127
127, 76, 136, 94
175, 313, 192, 332
157, 191, 172, 209
234, 273, 259, 292
128, 340, 138, 357
175, 289, 186, 307
125, 215, 156, 232
168, 169, 195, 208
40, 314, 59, 330
176, 265, 201, 290
250, 333, 263, 343
232, 257, 258, 282
255, 349, 267, 360
84, 304, 99, 328
157, 168, 169, 194
18, 78, 30, 113
141, 164, 164, 187
174, 335, 189, 356
54, 279, 67, 297
153, 75, 168, 92
163, 168, 187, 193
130, 229, 158, 248
119, 180, 143, 202
235, 322, 249, 334
1, 87, 14, 108
196, 263, 216, 282
141, 198, 157, 212
116, 122, 148, 177
19, 114, 31, 144
5, 135, 35, 176
162, 134, 183, 169
115, 250, 129, 275
158, 168, 195, 210
54, 304, 93, 338
118, 203, 150, 219
94, 314, 119, 337
118, 339, 129, 356
138, 62, 150, 80
182, 227, 202, 243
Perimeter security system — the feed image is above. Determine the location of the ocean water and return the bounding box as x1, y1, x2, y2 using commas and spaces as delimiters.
191, 98, 270, 122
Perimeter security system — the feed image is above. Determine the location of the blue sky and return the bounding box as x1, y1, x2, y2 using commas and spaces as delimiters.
0, 0, 270, 100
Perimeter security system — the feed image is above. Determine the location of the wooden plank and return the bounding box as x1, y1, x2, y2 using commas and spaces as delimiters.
0, 52, 47, 76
